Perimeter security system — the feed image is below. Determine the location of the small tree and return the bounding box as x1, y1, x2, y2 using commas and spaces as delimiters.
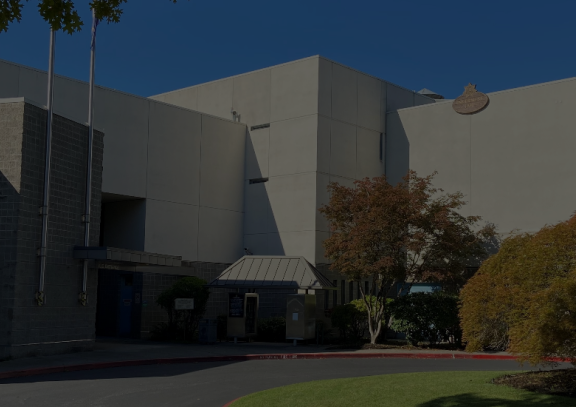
319, 170, 496, 344
156, 276, 210, 339
460, 214, 576, 365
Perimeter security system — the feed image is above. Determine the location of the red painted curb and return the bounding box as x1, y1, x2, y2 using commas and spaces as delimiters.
0, 352, 567, 380
222, 397, 242, 407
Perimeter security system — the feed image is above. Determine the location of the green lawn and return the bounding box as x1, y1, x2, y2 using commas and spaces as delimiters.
232, 371, 576, 407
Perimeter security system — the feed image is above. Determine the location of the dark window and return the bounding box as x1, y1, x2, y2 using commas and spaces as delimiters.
349, 281, 354, 301
249, 178, 268, 184
333, 280, 337, 307
341, 280, 346, 304
324, 290, 329, 310
357, 281, 361, 299
365, 281, 370, 297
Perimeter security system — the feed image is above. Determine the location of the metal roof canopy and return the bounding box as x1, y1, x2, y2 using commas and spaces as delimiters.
207, 256, 336, 290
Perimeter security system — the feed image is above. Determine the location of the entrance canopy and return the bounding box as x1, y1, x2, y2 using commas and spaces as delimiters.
207, 256, 336, 290
73, 246, 196, 275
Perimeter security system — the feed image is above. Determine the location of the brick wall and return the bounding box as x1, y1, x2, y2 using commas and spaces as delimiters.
0, 101, 103, 359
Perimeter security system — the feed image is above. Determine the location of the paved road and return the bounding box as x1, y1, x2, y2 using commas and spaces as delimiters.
1, 357, 566, 407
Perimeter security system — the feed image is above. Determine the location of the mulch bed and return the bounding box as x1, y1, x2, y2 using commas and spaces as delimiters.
493, 368, 576, 399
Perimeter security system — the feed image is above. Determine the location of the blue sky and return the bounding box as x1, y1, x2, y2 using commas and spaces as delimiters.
1, 1, 575, 99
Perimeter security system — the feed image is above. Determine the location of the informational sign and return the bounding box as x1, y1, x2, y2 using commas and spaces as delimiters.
229, 293, 244, 318
452, 83, 489, 115
175, 298, 194, 310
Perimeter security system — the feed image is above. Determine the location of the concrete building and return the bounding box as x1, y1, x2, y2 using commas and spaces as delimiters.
1, 55, 575, 358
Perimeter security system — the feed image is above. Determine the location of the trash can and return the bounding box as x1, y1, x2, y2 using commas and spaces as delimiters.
199, 319, 218, 344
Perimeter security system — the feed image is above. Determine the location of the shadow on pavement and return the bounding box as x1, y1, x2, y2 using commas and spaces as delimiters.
0, 360, 243, 384
417, 392, 576, 406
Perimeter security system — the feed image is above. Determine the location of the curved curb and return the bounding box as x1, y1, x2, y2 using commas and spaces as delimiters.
0, 352, 566, 381
222, 397, 242, 407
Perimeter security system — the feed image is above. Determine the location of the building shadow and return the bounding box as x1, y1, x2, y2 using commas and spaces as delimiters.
417, 392, 576, 407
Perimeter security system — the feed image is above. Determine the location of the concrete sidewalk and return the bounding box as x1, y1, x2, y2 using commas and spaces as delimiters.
0, 337, 514, 377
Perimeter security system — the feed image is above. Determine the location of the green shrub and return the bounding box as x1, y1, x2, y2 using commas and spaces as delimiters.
257, 317, 286, 342
154, 276, 210, 341
389, 291, 461, 346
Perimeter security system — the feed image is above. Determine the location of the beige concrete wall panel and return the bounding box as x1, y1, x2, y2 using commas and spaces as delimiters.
244, 182, 276, 235
150, 87, 198, 111
356, 127, 383, 179
267, 173, 317, 233
198, 206, 243, 263
197, 78, 233, 119
0, 62, 20, 98
316, 172, 331, 232
385, 112, 409, 185
245, 127, 269, 179
244, 233, 284, 256
330, 120, 357, 179
469, 82, 576, 232
145, 199, 198, 261
357, 74, 382, 132
271, 58, 319, 122
386, 83, 414, 111
269, 115, 318, 176
147, 102, 202, 204
317, 115, 331, 174
398, 103, 471, 209
331, 64, 357, 125
17, 67, 47, 106
233, 69, 271, 126
278, 231, 316, 264
414, 93, 435, 107
199, 116, 245, 212
53, 76, 88, 124
328, 175, 356, 189
318, 58, 332, 117
94, 88, 149, 198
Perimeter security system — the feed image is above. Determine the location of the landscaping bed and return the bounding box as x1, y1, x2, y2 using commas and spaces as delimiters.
326, 340, 464, 351
493, 368, 576, 399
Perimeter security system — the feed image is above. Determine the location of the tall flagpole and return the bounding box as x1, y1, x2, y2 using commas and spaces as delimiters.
80, 10, 98, 306
37, 29, 56, 307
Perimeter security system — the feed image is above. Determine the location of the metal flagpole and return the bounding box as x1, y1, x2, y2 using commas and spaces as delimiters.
80, 10, 98, 306
37, 29, 56, 307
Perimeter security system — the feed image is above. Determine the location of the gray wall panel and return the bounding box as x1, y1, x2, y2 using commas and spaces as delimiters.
144, 199, 198, 260
318, 57, 332, 117
0, 62, 20, 98
147, 102, 201, 205
94, 88, 149, 198
269, 115, 318, 177
198, 207, 243, 263
245, 127, 269, 180
357, 73, 382, 132
330, 120, 357, 179
356, 127, 383, 179
150, 87, 198, 111
268, 172, 317, 233
199, 115, 245, 212
331, 64, 357, 125
386, 83, 415, 112
197, 78, 234, 119
271, 58, 319, 122
232, 69, 271, 126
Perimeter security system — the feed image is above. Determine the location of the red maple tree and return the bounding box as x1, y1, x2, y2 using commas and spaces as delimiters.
319, 170, 497, 344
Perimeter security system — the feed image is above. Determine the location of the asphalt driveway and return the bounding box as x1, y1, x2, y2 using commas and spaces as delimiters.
0, 357, 566, 407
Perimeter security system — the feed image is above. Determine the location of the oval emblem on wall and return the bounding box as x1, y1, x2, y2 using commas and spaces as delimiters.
452, 83, 489, 114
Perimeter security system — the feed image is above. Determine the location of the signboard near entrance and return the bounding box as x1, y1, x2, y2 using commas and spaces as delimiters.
175, 298, 194, 310
229, 293, 244, 318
